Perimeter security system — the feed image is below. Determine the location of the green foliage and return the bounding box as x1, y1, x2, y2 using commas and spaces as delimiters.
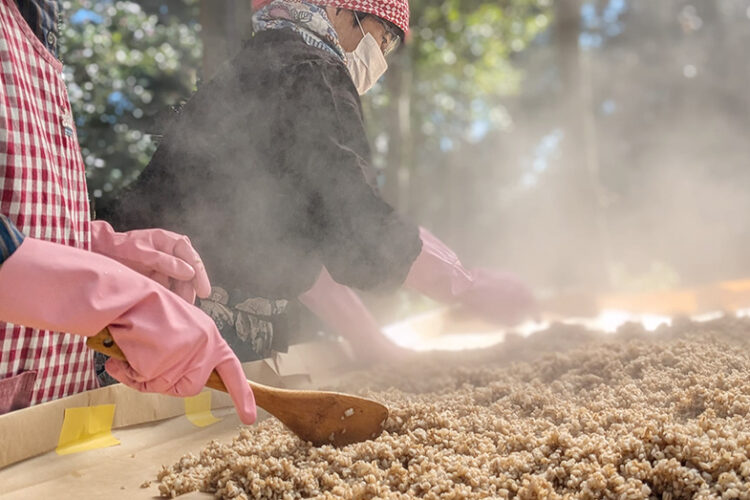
60, 0, 202, 204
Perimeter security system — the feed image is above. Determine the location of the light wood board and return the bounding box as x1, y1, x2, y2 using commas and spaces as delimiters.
0, 408, 267, 499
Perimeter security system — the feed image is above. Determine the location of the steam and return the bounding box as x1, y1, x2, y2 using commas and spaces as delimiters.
431, 0, 750, 294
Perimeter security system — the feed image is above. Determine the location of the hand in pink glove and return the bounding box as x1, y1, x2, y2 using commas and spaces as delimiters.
405, 227, 537, 326
455, 268, 538, 325
0, 238, 256, 424
91, 221, 211, 304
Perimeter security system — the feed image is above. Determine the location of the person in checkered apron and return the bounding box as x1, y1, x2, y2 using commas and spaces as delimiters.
100, 0, 537, 365
0, 0, 256, 424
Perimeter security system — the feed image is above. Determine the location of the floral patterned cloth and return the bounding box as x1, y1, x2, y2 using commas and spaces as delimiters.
199, 288, 295, 362
252, 0, 346, 61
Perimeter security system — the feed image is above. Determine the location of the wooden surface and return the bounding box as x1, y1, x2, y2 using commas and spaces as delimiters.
0, 407, 255, 499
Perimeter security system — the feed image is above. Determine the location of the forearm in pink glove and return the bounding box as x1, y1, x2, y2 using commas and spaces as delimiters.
299, 267, 405, 362
0, 238, 255, 424
90, 220, 211, 304
404, 227, 537, 325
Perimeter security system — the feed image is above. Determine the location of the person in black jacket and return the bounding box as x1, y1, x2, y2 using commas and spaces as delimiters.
101, 0, 537, 362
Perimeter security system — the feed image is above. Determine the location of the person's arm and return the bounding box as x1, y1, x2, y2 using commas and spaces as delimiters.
299, 267, 408, 362
284, 61, 422, 292
299, 227, 537, 365
405, 227, 537, 325
0, 237, 256, 424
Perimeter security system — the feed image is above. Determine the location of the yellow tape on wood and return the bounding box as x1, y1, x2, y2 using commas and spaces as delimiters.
184, 391, 221, 428
55, 404, 120, 456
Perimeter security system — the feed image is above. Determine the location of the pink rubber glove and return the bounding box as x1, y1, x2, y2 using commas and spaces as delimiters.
90, 220, 211, 304
0, 238, 256, 424
299, 267, 409, 363
404, 227, 537, 326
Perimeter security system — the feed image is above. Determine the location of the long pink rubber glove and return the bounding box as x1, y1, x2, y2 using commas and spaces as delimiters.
0, 238, 256, 424
90, 221, 211, 304
404, 227, 537, 325
299, 268, 408, 363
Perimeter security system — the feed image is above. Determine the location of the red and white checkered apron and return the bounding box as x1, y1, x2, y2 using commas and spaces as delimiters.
0, 0, 98, 405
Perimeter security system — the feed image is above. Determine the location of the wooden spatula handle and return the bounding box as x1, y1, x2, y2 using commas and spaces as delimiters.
86, 328, 229, 393
86, 329, 390, 447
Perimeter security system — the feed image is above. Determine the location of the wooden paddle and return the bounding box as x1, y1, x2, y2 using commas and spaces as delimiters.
87, 329, 388, 447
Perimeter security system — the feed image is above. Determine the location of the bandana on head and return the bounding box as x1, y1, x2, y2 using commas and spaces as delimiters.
253, 0, 410, 34
252, 0, 346, 61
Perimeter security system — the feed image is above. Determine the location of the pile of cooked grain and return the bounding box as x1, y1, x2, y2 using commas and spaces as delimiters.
157, 316, 750, 499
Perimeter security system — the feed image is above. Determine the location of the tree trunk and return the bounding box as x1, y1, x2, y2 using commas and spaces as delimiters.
382, 50, 413, 213
200, 0, 251, 80
555, 0, 608, 289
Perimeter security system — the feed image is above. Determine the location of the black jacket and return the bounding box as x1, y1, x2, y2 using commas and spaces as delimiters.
101, 29, 421, 300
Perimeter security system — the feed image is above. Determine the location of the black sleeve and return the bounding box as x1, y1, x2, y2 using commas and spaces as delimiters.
0, 214, 25, 264
282, 60, 422, 291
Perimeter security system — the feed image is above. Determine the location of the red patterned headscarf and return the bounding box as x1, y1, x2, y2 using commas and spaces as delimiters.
251, 0, 410, 34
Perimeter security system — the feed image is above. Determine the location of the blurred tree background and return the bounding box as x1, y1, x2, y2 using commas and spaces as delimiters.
61, 0, 750, 302
61, 0, 201, 205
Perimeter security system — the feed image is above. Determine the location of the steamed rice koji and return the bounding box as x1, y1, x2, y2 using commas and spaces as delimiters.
157, 317, 750, 499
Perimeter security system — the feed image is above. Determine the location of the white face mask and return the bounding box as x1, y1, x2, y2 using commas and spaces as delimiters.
345, 23, 388, 95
